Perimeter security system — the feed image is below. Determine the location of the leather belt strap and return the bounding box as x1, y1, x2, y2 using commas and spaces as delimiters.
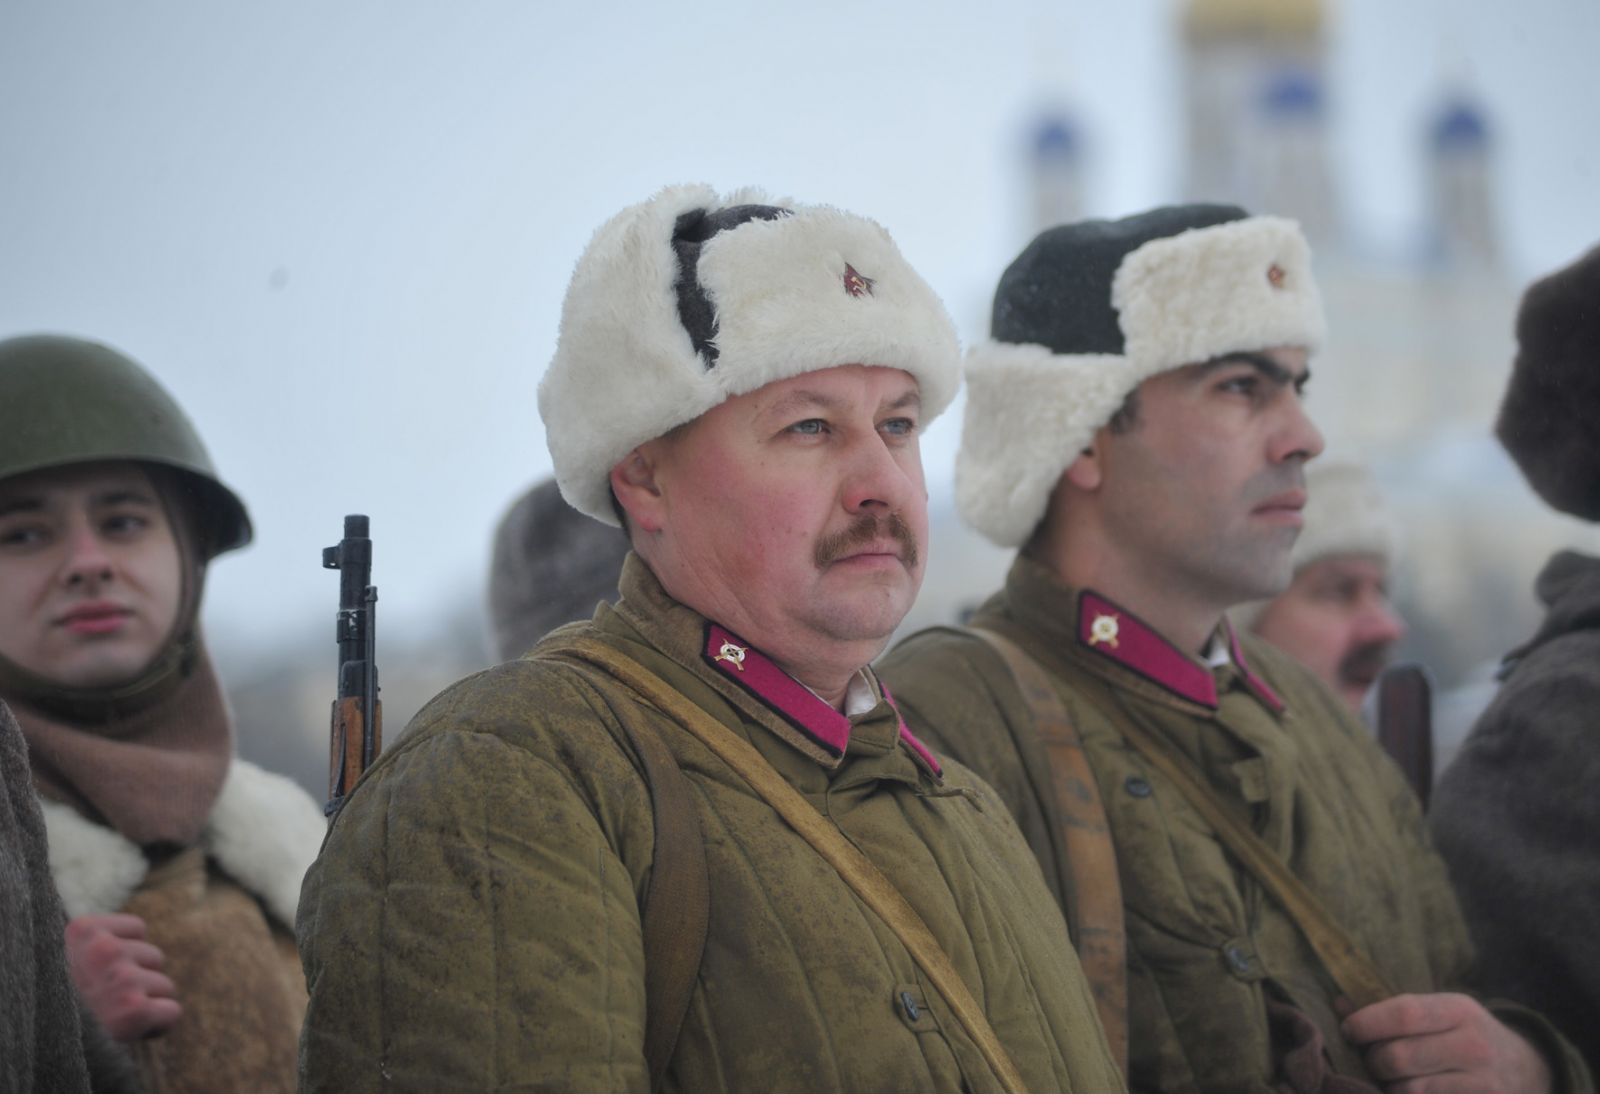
969, 626, 1129, 1081
558, 637, 1031, 1094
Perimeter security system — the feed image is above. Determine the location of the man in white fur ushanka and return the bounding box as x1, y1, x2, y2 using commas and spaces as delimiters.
298, 185, 1124, 1093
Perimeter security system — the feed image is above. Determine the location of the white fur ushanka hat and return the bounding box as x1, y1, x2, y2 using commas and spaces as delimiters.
956, 204, 1327, 547
1290, 461, 1398, 572
1231, 459, 1399, 630
538, 183, 962, 525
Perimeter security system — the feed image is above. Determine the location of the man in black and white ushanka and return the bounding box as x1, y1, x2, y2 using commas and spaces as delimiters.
880, 204, 1591, 1093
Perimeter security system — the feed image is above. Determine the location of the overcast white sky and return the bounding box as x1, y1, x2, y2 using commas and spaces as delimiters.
3, 0, 1597, 650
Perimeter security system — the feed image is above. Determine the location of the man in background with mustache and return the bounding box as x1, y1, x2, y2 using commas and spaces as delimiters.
298, 185, 1124, 1092
880, 206, 1587, 1091
1242, 461, 1407, 712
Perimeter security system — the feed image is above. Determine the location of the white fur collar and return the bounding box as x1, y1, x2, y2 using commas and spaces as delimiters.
41, 757, 325, 927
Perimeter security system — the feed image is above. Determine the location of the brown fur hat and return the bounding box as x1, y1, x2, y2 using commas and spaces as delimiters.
1497, 243, 1600, 520
486, 478, 629, 662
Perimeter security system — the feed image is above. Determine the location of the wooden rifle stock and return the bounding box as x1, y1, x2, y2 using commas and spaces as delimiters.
329, 696, 382, 804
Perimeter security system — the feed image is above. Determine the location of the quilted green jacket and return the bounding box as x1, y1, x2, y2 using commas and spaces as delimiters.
879, 556, 1589, 1093
297, 556, 1124, 1093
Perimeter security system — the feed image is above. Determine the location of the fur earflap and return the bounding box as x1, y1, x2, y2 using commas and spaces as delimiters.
538, 184, 962, 524
1497, 243, 1600, 521
42, 758, 323, 928
956, 343, 1134, 547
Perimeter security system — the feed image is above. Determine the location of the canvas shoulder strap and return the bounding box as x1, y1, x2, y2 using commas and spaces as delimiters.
555, 637, 1031, 1094
966, 625, 1128, 1081
538, 650, 709, 1094
1099, 686, 1397, 1011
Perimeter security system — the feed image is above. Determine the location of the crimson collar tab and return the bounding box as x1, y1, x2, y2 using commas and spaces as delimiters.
1075, 591, 1284, 713
702, 623, 941, 776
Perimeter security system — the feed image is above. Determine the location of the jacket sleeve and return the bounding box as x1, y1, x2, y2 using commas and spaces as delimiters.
296, 671, 653, 1093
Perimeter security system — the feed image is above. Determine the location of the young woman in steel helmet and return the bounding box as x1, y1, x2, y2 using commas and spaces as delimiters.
0, 334, 321, 1094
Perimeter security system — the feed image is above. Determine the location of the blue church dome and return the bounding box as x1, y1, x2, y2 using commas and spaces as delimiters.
1431, 99, 1490, 151
1032, 115, 1080, 162
1259, 68, 1323, 119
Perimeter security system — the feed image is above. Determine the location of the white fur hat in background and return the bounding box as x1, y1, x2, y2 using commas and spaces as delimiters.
538, 183, 962, 525
1231, 459, 1400, 630
956, 204, 1326, 547
1290, 460, 1399, 572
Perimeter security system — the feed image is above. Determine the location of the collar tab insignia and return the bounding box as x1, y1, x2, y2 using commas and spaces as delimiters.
1088, 612, 1121, 649
712, 640, 747, 671
843, 263, 875, 298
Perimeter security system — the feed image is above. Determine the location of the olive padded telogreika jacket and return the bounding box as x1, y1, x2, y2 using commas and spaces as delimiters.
297, 556, 1124, 1093
879, 557, 1590, 1093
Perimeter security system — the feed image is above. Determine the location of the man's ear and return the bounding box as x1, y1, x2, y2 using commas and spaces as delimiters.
1063, 429, 1107, 493
609, 446, 667, 534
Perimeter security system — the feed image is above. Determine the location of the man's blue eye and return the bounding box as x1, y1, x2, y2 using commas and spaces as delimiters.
790, 419, 826, 435
104, 514, 149, 535
0, 525, 47, 549
882, 418, 916, 436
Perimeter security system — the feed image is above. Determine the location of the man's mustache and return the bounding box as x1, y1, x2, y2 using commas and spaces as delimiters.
1339, 641, 1394, 687
814, 512, 920, 571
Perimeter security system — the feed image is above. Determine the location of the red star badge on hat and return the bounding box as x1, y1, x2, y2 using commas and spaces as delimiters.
1267, 263, 1286, 288
843, 264, 875, 298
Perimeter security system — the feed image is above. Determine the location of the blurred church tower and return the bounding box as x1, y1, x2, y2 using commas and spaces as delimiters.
1023, 0, 1088, 237
1182, 0, 1338, 245
1029, 112, 1086, 233
1425, 92, 1501, 271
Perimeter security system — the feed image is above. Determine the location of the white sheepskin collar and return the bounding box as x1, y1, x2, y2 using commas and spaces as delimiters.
957, 215, 1325, 547
41, 757, 325, 927
538, 183, 962, 524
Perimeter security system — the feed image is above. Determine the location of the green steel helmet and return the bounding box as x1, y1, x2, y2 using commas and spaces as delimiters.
0, 334, 252, 557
